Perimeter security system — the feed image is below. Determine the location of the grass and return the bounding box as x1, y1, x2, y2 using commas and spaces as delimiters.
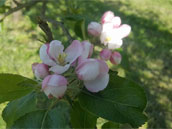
0, 0, 172, 128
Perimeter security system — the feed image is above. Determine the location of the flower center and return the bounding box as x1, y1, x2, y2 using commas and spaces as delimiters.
105, 37, 111, 42
57, 53, 67, 66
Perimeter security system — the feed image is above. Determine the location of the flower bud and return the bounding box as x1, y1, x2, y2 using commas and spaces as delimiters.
101, 11, 114, 24
100, 49, 112, 61
32, 63, 49, 80
42, 74, 68, 99
110, 52, 122, 65
87, 22, 102, 37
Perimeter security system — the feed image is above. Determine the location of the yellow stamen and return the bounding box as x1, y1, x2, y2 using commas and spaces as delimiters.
57, 53, 67, 65
105, 37, 111, 42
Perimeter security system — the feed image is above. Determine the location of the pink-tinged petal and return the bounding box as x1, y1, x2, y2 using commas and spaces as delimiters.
42, 74, 67, 98
100, 49, 112, 61
87, 22, 102, 37
49, 64, 70, 74
97, 59, 109, 74
84, 73, 109, 92
32, 63, 39, 72
44, 85, 67, 98
117, 24, 131, 39
108, 39, 123, 49
49, 40, 64, 61
65, 40, 83, 64
110, 51, 122, 65
81, 41, 94, 59
40, 44, 56, 66
42, 75, 52, 89
47, 75, 68, 87
76, 59, 100, 81
101, 11, 115, 24
33, 63, 49, 80
112, 16, 121, 27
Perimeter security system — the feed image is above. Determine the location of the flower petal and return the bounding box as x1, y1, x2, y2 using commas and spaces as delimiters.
117, 24, 131, 39
44, 85, 67, 98
40, 44, 56, 66
81, 41, 94, 59
49, 64, 70, 74
76, 59, 100, 81
108, 39, 123, 49
65, 40, 83, 64
84, 73, 109, 92
49, 40, 64, 61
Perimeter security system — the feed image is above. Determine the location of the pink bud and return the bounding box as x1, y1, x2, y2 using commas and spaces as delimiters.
32, 63, 49, 80
42, 74, 68, 99
110, 52, 122, 65
87, 22, 102, 37
100, 49, 112, 61
101, 11, 115, 24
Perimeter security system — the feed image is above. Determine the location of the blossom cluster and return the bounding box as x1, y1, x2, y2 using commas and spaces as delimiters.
88, 11, 131, 64
32, 11, 131, 99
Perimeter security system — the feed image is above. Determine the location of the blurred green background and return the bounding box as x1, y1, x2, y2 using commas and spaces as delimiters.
0, 0, 172, 128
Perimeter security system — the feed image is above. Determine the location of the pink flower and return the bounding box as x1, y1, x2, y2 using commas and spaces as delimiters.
76, 59, 109, 92
32, 63, 49, 80
42, 74, 68, 99
110, 51, 122, 65
100, 49, 112, 61
40, 40, 83, 74
87, 22, 102, 37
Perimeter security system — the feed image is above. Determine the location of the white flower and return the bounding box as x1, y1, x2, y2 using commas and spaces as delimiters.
40, 40, 83, 74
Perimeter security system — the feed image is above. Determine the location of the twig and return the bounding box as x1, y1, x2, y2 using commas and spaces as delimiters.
38, 17, 54, 42
13, 0, 21, 6
0, 0, 42, 22
47, 18, 73, 43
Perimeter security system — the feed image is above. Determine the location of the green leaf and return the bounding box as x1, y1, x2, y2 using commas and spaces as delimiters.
2, 92, 38, 127
11, 101, 70, 129
70, 101, 97, 129
78, 72, 147, 128
74, 18, 86, 40
102, 121, 120, 129
0, 74, 37, 104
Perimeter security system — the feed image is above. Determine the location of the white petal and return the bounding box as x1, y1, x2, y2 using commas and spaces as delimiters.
65, 40, 83, 64
49, 40, 64, 61
49, 64, 70, 74
84, 73, 109, 92
76, 59, 100, 81
108, 39, 123, 49
40, 44, 56, 66
44, 85, 67, 98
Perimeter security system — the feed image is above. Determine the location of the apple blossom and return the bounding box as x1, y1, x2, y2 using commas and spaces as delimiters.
42, 74, 68, 99
40, 40, 83, 74
100, 23, 131, 49
110, 51, 122, 65
87, 22, 102, 37
76, 59, 109, 92
100, 49, 112, 61
32, 63, 49, 80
